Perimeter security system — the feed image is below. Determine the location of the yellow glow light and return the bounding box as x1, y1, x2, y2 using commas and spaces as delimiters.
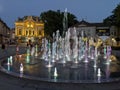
27, 24, 30, 27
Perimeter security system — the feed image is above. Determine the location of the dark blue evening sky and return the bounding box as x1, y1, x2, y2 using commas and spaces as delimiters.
0, 0, 120, 28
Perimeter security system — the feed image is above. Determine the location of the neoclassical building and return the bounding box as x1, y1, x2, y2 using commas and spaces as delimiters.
15, 16, 44, 43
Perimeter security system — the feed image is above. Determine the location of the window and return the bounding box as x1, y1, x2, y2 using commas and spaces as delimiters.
26, 31, 28, 36
19, 29, 22, 35
39, 31, 41, 35
33, 31, 34, 35
29, 30, 31, 36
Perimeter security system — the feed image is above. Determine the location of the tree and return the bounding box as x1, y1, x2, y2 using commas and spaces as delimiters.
112, 4, 120, 26
103, 3, 120, 37
40, 10, 78, 38
103, 15, 115, 26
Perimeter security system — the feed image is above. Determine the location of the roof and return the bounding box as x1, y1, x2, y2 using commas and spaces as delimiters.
16, 16, 43, 22
73, 19, 109, 27
0, 18, 10, 30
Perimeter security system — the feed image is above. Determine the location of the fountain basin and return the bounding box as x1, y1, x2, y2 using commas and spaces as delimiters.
0, 54, 120, 83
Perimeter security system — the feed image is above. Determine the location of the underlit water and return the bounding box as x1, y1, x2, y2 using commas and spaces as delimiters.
1, 53, 120, 83
1, 26, 120, 83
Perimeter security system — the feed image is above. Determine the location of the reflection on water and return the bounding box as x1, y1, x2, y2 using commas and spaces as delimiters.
1, 54, 120, 83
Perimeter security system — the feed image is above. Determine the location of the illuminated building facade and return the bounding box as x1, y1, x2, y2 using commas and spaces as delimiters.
15, 16, 44, 43
70, 20, 111, 37
70, 20, 118, 46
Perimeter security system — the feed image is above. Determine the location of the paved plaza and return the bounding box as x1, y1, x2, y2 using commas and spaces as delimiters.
0, 45, 120, 90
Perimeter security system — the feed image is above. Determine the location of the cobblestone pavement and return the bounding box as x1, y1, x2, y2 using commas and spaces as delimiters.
0, 45, 120, 90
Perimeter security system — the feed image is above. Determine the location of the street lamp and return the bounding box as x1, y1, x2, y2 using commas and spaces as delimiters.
112, 38, 116, 46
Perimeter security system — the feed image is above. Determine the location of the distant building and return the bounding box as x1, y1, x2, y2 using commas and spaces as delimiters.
70, 20, 117, 41
0, 18, 10, 44
70, 20, 110, 37
9, 28, 15, 44
69, 20, 119, 46
15, 16, 44, 44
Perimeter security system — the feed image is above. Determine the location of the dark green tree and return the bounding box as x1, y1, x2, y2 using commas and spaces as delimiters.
103, 3, 120, 37
112, 4, 120, 26
40, 10, 78, 38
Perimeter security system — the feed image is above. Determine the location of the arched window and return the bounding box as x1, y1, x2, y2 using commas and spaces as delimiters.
39, 31, 41, 35
33, 31, 34, 35
26, 31, 28, 36
29, 30, 31, 36
19, 29, 22, 35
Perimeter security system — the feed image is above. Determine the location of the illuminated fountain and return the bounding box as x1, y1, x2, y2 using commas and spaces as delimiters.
0, 9, 120, 84
35, 44, 38, 57
0, 27, 120, 83
41, 28, 105, 66
97, 68, 102, 82
7, 56, 13, 66
54, 67, 58, 77
31, 46, 35, 56
7, 57, 10, 66
26, 48, 30, 63
20, 63, 23, 73
7, 57, 10, 71
9, 56, 13, 65
53, 67, 58, 82
19, 63, 24, 77
97, 68, 102, 77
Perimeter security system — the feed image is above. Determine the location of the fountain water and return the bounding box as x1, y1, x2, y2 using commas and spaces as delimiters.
97, 68, 101, 77
0, 9, 120, 84
62, 8, 68, 37
41, 27, 103, 66
104, 46, 107, 59
0, 32, 119, 84
10, 56, 13, 65
7, 57, 10, 65
31, 46, 35, 56
26, 49, 30, 63
54, 67, 58, 77
35, 44, 38, 56
7, 56, 13, 71
20, 63, 23, 73
97, 68, 102, 83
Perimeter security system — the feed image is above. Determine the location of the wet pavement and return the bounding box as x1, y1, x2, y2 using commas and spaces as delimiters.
0, 45, 120, 90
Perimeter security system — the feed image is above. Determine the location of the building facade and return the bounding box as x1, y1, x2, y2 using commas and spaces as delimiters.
70, 20, 118, 46
15, 16, 44, 44
0, 18, 10, 44
9, 28, 16, 44
70, 20, 112, 37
